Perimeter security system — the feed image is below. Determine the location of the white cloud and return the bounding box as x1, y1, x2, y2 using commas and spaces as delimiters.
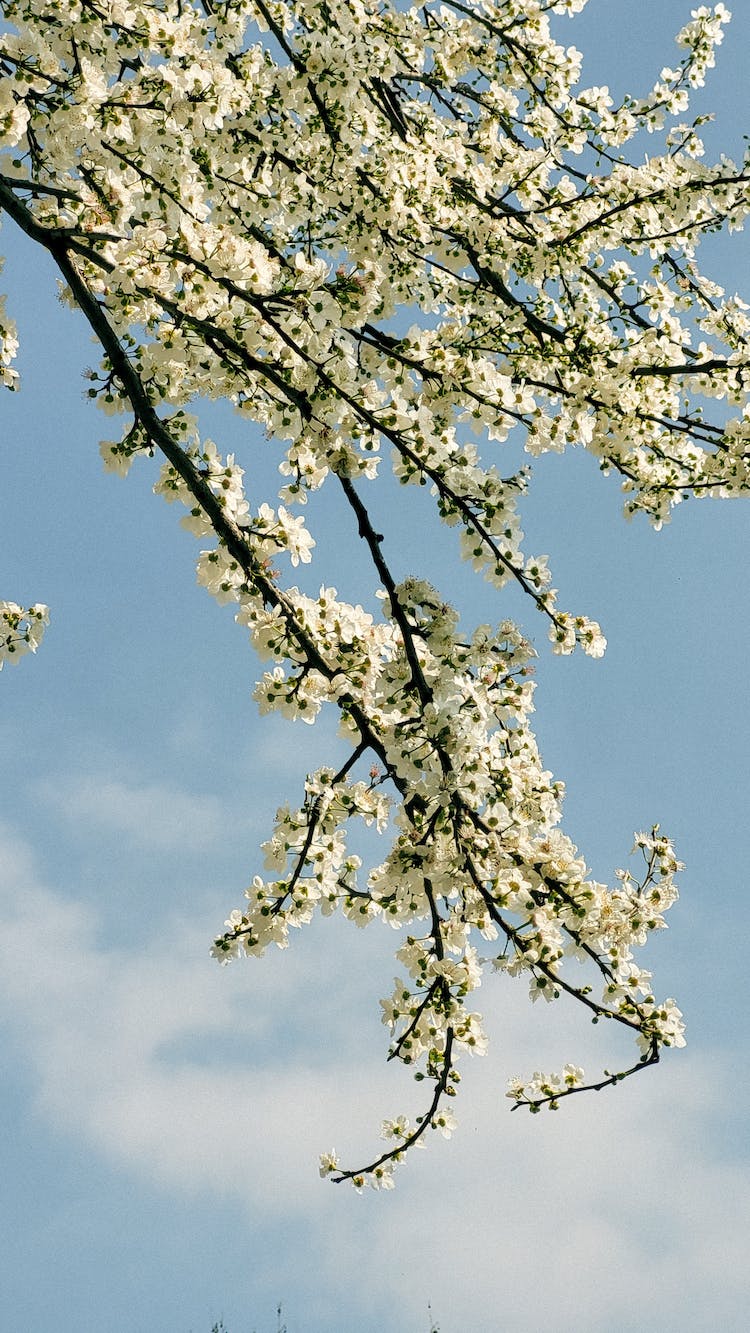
0, 821, 748, 1332
33, 772, 226, 851
0, 820, 394, 1205
366, 1051, 750, 1333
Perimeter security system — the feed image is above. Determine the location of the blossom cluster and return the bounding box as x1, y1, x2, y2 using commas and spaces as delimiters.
0, 0, 747, 1185
0, 600, 48, 668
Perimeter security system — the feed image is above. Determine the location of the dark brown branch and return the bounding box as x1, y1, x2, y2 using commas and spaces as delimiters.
510, 1039, 660, 1113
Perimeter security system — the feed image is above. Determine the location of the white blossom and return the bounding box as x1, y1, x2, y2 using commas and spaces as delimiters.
1, 0, 746, 1188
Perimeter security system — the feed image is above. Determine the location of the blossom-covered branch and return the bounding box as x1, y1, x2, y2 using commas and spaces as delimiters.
1, 0, 747, 1187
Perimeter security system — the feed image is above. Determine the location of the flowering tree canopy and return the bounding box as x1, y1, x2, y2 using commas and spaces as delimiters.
1, 0, 748, 1189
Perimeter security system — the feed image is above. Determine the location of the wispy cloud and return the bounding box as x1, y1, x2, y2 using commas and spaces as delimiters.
1, 821, 748, 1331
0, 820, 393, 1206
33, 773, 227, 852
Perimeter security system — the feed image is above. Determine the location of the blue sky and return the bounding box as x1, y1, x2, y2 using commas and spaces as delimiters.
1, 3, 749, 1330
